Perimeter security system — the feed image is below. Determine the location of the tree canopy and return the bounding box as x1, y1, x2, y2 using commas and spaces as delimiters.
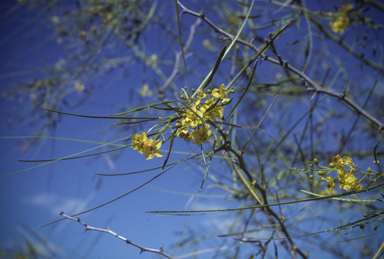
1, 0, 384, 258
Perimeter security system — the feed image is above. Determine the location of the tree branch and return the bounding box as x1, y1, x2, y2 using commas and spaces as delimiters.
60, 212, 172, 259
176, 0, 384, 132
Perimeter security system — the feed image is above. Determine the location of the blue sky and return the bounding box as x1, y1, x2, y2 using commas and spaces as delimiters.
1, 1, 384, 258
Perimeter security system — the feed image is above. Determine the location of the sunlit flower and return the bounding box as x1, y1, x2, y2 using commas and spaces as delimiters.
75, 82, 85, 91
143, 138, 163, 160
329, 5, 353, 34
211, 84, 230, 103
146, 54, 158, 68
333, 155, 356, 171
338, 170, 362, 191
204, 105, 223, 121
132, 132, 163, 159
150, 54, 158, 63
52, 16, 60, 23
140, 84, 153, 97
321, 176, 337, 190
197, 88, 208, 101
203, 39, 213, 51
132, 132, 147, 154
191, 125, 211, 145
184, 106, 205, 128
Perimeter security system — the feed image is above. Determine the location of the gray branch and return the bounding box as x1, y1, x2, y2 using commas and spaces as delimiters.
60, 212, 172, 259
176, 0, 384, 132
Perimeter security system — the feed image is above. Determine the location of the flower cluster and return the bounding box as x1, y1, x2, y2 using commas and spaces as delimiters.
132, 132, 163, 160
329, 4, 353, 34
130, 84, 231, 159
176, 84, 231, 145
321, 154, 362, 191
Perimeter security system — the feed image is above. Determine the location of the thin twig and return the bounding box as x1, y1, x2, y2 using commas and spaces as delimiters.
60, 212, 172, 259
176, 0, 384, 132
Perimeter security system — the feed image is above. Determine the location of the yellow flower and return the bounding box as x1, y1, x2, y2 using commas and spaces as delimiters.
132, 132, 147, 154
203, 39, 213, 50
333, 154, 355, 169
204, 105, 223, 121
191, 125, 211, 145
330, 12, 350, 34
184, 106, 205, 128
75, 82, 85, 91
143, 138, 163, 160
321, 176, 337, 190
178, 131, 194, 142
132, 132, 163, 159
52, 16, 60, 23
197, 88, 208, 101
140, 84, 153, 97
176, 124, 188, 136
211, 84, 230, 103
150, 54, 158, 63
338, 170, 362, 191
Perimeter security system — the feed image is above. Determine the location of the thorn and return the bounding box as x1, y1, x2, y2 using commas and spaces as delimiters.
160, 244, 164, 252
60, 211, 64, 215
200, 8, 205, 18
77, 217, 81, 222
300, 78, 306, 85
140, 249, 145, 255
261, 55, 267, 62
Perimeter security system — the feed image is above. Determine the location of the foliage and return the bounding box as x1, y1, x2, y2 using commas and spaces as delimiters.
1, 0, 384, 258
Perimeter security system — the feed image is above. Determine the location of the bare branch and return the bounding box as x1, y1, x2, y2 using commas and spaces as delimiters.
60, 212, 172, 259
176, 1, 384, 132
